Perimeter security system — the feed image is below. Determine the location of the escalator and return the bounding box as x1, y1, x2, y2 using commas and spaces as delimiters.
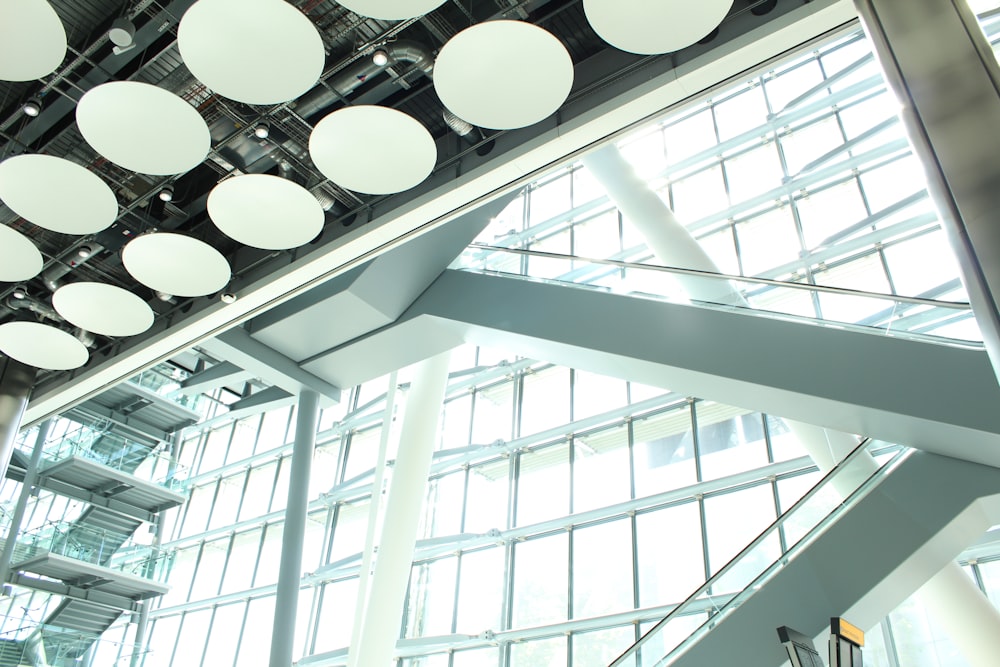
608, 440, 1000, 667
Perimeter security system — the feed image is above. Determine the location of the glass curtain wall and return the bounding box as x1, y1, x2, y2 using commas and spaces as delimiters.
4, 9, 1000, 667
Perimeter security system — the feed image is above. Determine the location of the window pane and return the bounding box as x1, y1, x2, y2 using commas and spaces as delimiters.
574, 427, 631, 513
455, 547, 505, 635
696, 404, 768, 481
509, 636, 566, 667
573, 519, 633, 618
512, 533, 568, 627
405, 556, 458, 638
703, 484, 780, 593
517, 442, 569, 526
573, 626, 637, 667
633, 407, 697, 497
636, 501, 704, 606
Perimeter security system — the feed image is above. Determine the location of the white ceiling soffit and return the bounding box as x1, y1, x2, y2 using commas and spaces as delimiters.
309, 106, 438, 195
584, 0, 736, 55
434, 20, 575, 130
0, 225, 43, 282
22, 0, 860, 426
52, 283, 155, 338
0, 155, 118, 235
76, 82, 211, 176
0, 322, 89, 371
0, 0, 67, 82
208, 174, 324, 250
122, 233, 231, 297
178, 0, 325, 105
335, 0, 448, 21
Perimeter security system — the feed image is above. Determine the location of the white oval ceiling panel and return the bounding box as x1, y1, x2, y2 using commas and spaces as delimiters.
309, 106, 437, 195
434, 21, 573, 130
0, 0, 67, 81
583, 0, 733, 55
208, 174, 323, 249
179, 0, 324, 104
0, 322, 88, 370
335, 0, 446, 21
76, 82, 210, 175
53, 283, 154, 337
0, 225, 43, 282
122, 233, 231, 297
0, 155, 117, 234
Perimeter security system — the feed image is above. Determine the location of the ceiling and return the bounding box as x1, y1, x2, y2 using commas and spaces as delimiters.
0, 0, 852, 421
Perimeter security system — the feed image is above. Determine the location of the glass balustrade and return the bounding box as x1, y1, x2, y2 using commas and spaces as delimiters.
609, 439, 911, 667
0, 624, 143, 667
453, 246, 982, 347
126, 361, 207, 417
16, 521, 169, 582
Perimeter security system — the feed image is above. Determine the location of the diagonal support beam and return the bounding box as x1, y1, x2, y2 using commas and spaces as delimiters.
200, 328, 341, 404
178, 361, 253, 396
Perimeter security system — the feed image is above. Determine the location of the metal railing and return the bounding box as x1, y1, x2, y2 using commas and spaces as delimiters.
454, 245, 982, 348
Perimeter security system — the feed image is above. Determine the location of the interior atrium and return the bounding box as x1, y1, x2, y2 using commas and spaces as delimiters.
3, 1, 1000, 666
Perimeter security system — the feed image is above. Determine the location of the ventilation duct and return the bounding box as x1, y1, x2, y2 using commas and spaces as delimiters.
293, 40, 435, 120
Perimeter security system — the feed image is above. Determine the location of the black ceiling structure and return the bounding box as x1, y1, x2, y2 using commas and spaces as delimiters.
0, 0, 834, 421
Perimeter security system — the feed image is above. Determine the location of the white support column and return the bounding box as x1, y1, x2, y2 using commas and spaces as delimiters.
584, 142, 1000, 667
269, 389, 321, 667
347, 352, 451, 667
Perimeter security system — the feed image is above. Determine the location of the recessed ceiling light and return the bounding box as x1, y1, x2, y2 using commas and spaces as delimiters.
76, 244, 94, 258
220, 292, 237, 304
11, 285, 27, 300
22, 97, 42, 117
253, 122, 270, 139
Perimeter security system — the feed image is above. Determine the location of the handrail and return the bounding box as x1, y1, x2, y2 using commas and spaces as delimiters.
462, 244, 971, 310
609, 438, 909, 666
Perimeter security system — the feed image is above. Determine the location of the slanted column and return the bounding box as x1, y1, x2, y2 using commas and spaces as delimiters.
0, 419, 50, 591
268, 389, 321, 667
348, 352, 451, 667
854, 0, 1000, 383
0, 358, 34, 484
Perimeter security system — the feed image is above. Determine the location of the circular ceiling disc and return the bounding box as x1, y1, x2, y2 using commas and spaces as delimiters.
309, 106, 437, 195
122, 233, 231, 297
53, 283, 154, 337
179, 0, 324, 104
0, 155, 117, 234
76, 82, 210, 175
0, 322, 88, 370
208, 174, 324, 250
335, 0, 446, 21
0, 0, 67, 81
583, 0, 734, 55
434, 21, 574, 130
0, 225, 43, 282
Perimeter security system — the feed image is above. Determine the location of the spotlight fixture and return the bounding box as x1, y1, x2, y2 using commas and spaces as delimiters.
253, 122, 270, 140
22, 97, 42, 118
158, 186, 174, 203
220, 292, 237, 304
109, 17, 136, 47
372, 48, 389, 67
76, 245, 93, 259
11, 285, 27, 300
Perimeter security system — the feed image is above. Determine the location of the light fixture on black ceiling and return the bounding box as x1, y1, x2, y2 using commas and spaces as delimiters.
10, 285, 28, 300
158, 185, 174, 203
109, 17, 136, 49
372, 48, 389, 67
253, 122, 270, 140
22, 97, 42, 117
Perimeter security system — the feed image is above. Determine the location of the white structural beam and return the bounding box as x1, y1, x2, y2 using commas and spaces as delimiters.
348, 352, 451, 667
199, 328, 341, 404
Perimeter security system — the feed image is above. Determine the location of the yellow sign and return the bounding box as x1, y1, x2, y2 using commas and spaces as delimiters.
832, 617, 865, 647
